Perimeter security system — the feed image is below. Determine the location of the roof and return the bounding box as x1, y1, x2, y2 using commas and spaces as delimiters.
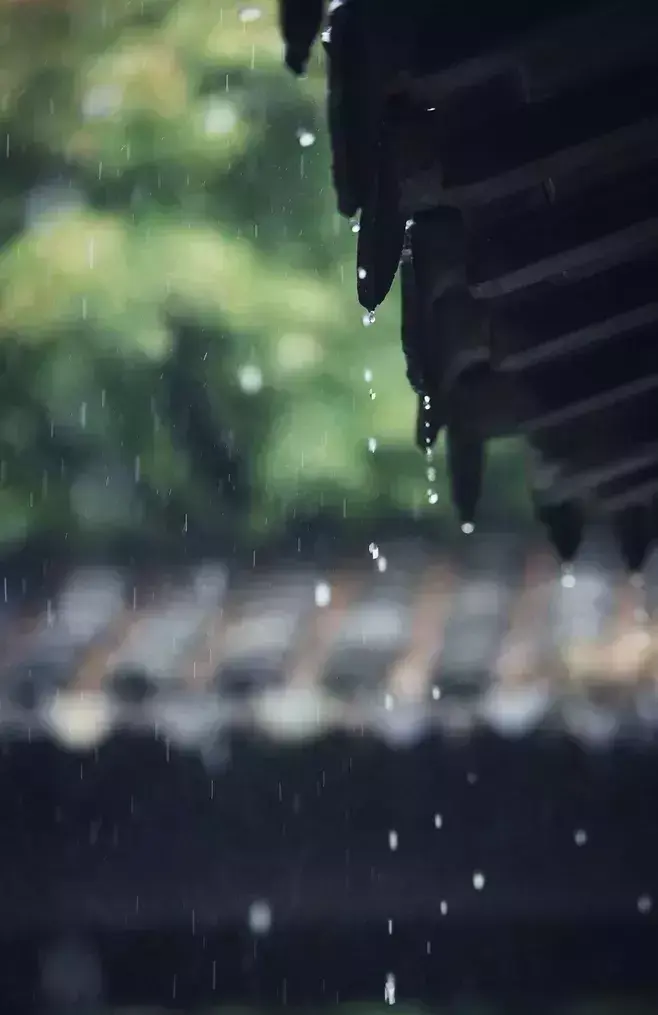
2, 540, 657, 750
279, 1, 658, 566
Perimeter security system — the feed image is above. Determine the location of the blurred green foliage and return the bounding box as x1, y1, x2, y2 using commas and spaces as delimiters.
0, 0, 529, 554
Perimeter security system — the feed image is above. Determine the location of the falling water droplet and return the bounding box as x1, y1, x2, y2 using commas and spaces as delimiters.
248, 900, 272, 934
440, 901, 448, 915
473, 871, 486, 890
574, 829, 588, 846
434, 814, 443, 829
461, 522, 475, 535
561, 564, 576, 588
314, 581, 332, 608
638, 894, 653, 914
431, 685, 441, 700
358, 266, 367, 279
238, 6, 262, 22
368, 437, 377, 453
362, 310, 376, 327
350, 217, 360, 234
297, 129, 316, 148
369, 542, 379, 559
384, 972, 396, 1005
388, 830, 398, 851
377, 556, 388, 573
364, 368, 373, 383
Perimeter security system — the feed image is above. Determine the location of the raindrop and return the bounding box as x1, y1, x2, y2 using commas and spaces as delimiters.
369, 542, 379, 560
440, 900, 448, 915
350, 217, 360, 234
362, 310, 376, 327
204, 100, 238, 136
384, 972, 396, 1005
238, 364, 263, 394
247, 900, 272, 934
461, 521, 475, 535
467, 772, 478, 785
297, 129, 316, 148
473, 871, 486, 890
377, 556, 388, 573
314, 581, 332, 608
369, 389, 377, 400
428, 492, 439, 505
238, 5, 262, 22
321, 27, 332, 44
364, 368, 373, 383
384, 693, 394, 711
388, 830, 398, 851
574, 828, 588, 846
431, 685, 441, 700
561, 564, 576, 588
368, 437, 377, 453
434, 813, 443, 829
388, 918, 394, 934
358, 267, 367, 280
638, 894, 653, 914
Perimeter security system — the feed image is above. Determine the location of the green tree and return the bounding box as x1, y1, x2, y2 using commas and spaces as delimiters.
0, 0, 529, 554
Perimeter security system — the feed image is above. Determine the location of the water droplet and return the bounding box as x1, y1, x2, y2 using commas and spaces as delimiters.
405, 218, 415, 230
369, 389, 377, 400
369, 542, 379, 560
388, 830, 398, 851
431, 685, 441, 700
368, 437, 377, 453
574, 829, 587, 846
204, 99, 238, 136
638, 894, 653, 914
238, 5, 262, 22
473, 871, 486, 890
358, 267, 367, 279
364, 368, 373, 383
247, 900, 272, 934
561, 564, 576, 588
434, 813, 443, 829
377, 556, 388, 573
350, 218, 360, 234
440, 900, 448, 915
384, 972, 396, 1005
467, 772, 478, 785
321, 27, 332, 44
461, 521, 475, 535
388, 918, 394, 934
362, 310, 376, 327
297, 129, 316, 148
427, 467, 436, 482
428, 492, 439, 505
238, 364, 263, 394
314, 581, 332, 608
384, 693, 394, 711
